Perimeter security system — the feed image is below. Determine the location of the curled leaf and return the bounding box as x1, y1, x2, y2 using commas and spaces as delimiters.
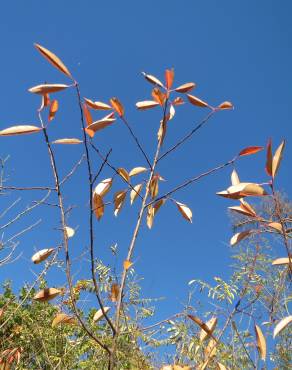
114, 190, 127, 216
136, 100, 160, 110
273, 316, 292, 338
172, 96, 185, 106
175, 82, 196, 93
28, 84, 69, 94
152, 88, 166, 106
228, 201, 257, 217
176, 202, 192, 223
33, 288, 61, 302
93, 193, 104, 221
142, 72, 164, 88
187, 94, 209, 108
217, 101, 233, 110
52, 138, 82, 144
87, 117, 115, 133
230, 230, 252, 246
268, 222, 283, 233
93, 307, 111, 322
48, 100, 58, 121
94, 178, 113, 197
110, 97, 124, 117
272, 140, 285, 178
0, 125, 41, 136
217, 183, 267, 199
84, 98, 112, 110
117, 168, 130, 183
130, 183, 143, 205
129, 167, 147, 177
272, 257, 292, 266
239, 146, 264, 157
34, 43, 72, 78
31, 248, 54, 264
255, 324, 266, 361
52, 313, 76, 327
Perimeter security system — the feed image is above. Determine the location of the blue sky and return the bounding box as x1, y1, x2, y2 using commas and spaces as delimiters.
0, 0, 291, 349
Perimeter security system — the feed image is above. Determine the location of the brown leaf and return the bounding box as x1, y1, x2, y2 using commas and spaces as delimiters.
217, 101, 233, 110
217, 183, 267, 199
230, 230, 252, 246
165, 68, 174, 89
272, 257, 291, 266
153, 199, 165, 216
52, 138, 82, 144
228, 202, 257, 218
187, 94, 209, 108
129, 167, 148, 177
83, 102, 93, 126
175, 82, 196, 93
255, 324, 266, 361
176, 202, 192, 223
39, 93, 51, 111
117, 168, 130, 183
84, 98, 112, 110
273, 316, 292, 338
239, 146, 264, 157
199, 317, 218, 343
31, 248, 54, 264
272, 140, 285, 178
268, 222, 283, 233
52, 313, 76, 327
34, 43, 72, 78
94, 178, 113, 197
87, 117, 116, 133
152, 88, 166, 106
130, 183, 143, 205
28, 84, 69, 94
110, 283, 120, 302
114, 190, 127, 216
266, 139, 273, 176
172, 97, 185, 106
33, 288, 61, 302
0, 125, 42, 136
146, 205, 154, 229
204, 338, 217, 359
93, 307, 111, 322
123, 260, 133, 270
48, 100, 58, 121
142, 72, 164, 88
157, 118, 167, 145
150, 176, 159, 198
136, 100, 160, 110
110, 97, 124, 117
93, 193, 104, 221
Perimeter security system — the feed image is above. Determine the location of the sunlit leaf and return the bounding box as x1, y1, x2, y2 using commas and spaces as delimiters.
31, 248, 54, 264
228, 201, 257, 217
47, 100, 58, 123
239, 146, 264, 157
153, 199, 165, 215
176, 201, 192, 223
34, 43, 72, 78
217, 363, 228, 370
0, 125, 42, 136
130, 183, 143, 205
266, 138, 273, 176
217, 183, 267, 199
65, 226, 75, 238
117, 168, 130, 183
255, 324, 266, 361
199, 317, 218, 343
272, 257, 291, 266
268, 222, 283, 233
165, 68, 174, 90
84, 98, 112, 110
187, 94, 209, 108
52, 138, 82, 144
110, 97, 124, 117
39, 93, 50, 111
172, 97, 185, 106
129, 167, 147, 177
93, 307, 111, 322
272, 140, 285, 178
146, 205, 154, 229
157, 118, 167, 144
230, 230, 252, 246
93, 193, 104, 221
204, 338, 217, 359
150, 176, 159, 198
33, 288, 61, 302
87, 117, 116, 133
175, 82, 196, 93
273, 316, 292, 338
28, 84, 69, 94
94, 178, 113, 197
136, 100, 160, 110
110, 283, 120, 302
142, 72, 164, 88
114, 190, 127, 216
169, 105, 175, 120
152, 88, 166, 106
217, 101, 233, 110
123, 260, 133, 270
52, 313, 76, 327
231, 169, 240, 186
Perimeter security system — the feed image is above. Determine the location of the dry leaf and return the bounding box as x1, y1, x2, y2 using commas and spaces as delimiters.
123, 260, 133, 270
129, 167, 147, 177
84, 98, 112, 110
150, 176, 159, 198
39, 93, 51, 111
169, 105, 175, 120
268, 222, 283, 233
172, 97, 185, 106
175, 82, 196, 93
117, 168, 130, 183
153, 199, 165, 216
93, 307, 111, 322
31, 248, 54, 264
187, 94, 209, 108
272, 140, 285, 178
0, 125, 41, 136
136, 100, 160, 110
93, 193, 104, 220
157, 118, 167, 145
94, 178, 112, 197
110, 283, 120, 302
228, 202, 256, 217
176, 202, 192, 223
239, 146, 264, 157
217, 363, 228, 370
52, 313, 76, 327
272, 257, 291, 266
48, 100, 58, 121
165, 68, 174, 89
147, 205, 154, 229
52, 138, 82, 144
34, 43, 72, 79
160, 366, 173, 370
204, 338, 217, 359
152, 88, 166, 106
217, 101, 233, 110
33, 288, 61, 302
273, 316, 292, 338
114, 190, 127, 216
142, 72, 164, 88
87, 117, 115, 133
199, 317, 218, 343
255, 324, 266, 361
65, 226, 75, 238
266, 139, 273, 176
110, 97, 124, 117
217, 183, 267, 199
231, 169, 240, 186
130, 183, 143, 204
230, 230, 252, 246
28, 84, 69, 94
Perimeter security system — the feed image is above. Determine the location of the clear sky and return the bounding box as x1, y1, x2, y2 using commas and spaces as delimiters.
0, 0, 291, 347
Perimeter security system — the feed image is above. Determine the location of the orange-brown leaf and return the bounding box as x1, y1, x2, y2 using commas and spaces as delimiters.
266, 138, 273, 176
172, 97, 185, 106
87, 117, 116, 133
34, 43, 72, 79
28, 84, 69, 94
272, 140, 285, 178
117, 168, 130, 183
230, 230, 252, 246
110, 283, 120, 302
136, 100, 160, 110
187, 94, 209, 108
33, 288, 61, 302
0, 125, 42, 136
93, 193, 104, 221
175, 82, 196, 93
123, 260, 133, 270
176, 201, 192, 223
152, 88, 166, 106
255, 324, 266, 361
31, 248, 54, 264
110, 97, 124, 117
114, 190, 127, 216
84, 98, 112, 110
142, 72, 164, 88
217, 101, 233, 110
239, 146, 264, 157
130, 183, 143, 205
48, 100, 59, 121
94, 178, 113, 197
165, 68, 174, 90
52, 313, 76, 328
